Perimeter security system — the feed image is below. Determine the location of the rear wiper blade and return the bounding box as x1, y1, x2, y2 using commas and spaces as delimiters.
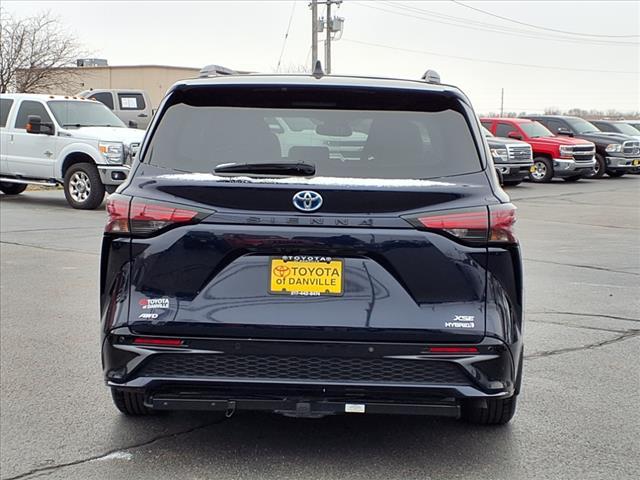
213, 162, 316, 176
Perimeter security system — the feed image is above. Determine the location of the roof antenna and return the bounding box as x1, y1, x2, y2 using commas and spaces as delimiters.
312, 60, 324, 79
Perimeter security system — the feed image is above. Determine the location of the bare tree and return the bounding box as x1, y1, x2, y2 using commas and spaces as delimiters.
0, 9, 85, 93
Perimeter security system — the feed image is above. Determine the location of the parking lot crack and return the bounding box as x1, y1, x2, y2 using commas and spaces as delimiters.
529, 310, 640, 323
3, 417, 228, 480
524, 329, 640, 361
0, 240, 99, 256
523, 257, 639, 276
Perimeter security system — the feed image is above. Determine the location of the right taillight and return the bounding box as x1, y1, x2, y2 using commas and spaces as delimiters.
404, 203, 517, 245
105, 195, 203, 236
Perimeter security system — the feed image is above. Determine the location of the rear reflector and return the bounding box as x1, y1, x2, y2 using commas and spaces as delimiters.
133, 337, 184, 347
105, 195, 202, 236
405, 204, 517, 244
429, 346, 478, 353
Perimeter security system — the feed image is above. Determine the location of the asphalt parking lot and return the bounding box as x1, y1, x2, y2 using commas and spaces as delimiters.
1, 177, 639, 480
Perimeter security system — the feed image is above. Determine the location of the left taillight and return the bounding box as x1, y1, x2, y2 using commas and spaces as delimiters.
404, 203, 517, 245
105, 195, 202, 236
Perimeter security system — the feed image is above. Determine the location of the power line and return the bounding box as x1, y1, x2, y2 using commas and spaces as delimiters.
341, 38, 639, 74
276, 0, 298, 72
355, 1, 637, 46
451, 0, 640, 39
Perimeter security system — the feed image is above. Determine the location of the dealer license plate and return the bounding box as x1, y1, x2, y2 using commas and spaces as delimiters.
269, 257, 344, 296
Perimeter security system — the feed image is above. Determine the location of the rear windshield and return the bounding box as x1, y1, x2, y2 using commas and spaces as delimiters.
146, 90, 482, 179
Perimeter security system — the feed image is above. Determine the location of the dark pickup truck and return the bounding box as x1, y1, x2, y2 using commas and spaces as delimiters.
523, 115, 640, 178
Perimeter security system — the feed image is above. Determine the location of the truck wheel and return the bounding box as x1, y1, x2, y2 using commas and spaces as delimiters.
0, 183, 27, 195
111, 389, 154, 416
563, 175, 582, 182
607, 170, 625, 178
529, 157, 553, 183
461, 395, 517, 425
587, 154, 607, 179
63, 163, 105, 210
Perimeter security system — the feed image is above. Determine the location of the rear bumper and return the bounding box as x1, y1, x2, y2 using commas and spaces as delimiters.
103, 329, 520, 415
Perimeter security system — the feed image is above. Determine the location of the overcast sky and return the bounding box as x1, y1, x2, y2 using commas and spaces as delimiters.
4, 0, 639, 113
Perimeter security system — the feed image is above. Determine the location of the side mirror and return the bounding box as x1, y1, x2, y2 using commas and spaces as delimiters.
128, 120, 138, 129
557, 127, 573, 137
26, 115, 54, 135
495, 168, 505, 187
508, 132, 523, 140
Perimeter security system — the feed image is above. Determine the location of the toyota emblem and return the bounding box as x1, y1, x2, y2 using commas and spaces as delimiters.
292, 190, 323, 212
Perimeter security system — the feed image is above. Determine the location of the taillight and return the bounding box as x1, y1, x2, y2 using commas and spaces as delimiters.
105, 195, 202, 236
404, 204, 517, 244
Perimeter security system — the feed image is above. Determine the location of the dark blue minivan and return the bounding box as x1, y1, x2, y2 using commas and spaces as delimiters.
100, 72, 523, 424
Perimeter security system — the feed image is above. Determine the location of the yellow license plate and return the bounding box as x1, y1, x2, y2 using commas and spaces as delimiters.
633, 159, 639, 166
269, 258, 343, 296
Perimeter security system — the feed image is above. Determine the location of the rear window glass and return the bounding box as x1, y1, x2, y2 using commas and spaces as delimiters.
118, 93, 145, 110
146, 101, 481, 180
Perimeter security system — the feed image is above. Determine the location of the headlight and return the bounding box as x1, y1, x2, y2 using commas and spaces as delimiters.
491, 148, 509, 161
99, 141, 124, 164
559, 145, 574, 156
605, 143, 622, 153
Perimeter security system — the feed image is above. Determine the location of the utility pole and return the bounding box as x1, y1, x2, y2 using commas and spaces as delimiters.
500, 88, 504, 117
325, 0, 332, 74
311, 0, 318, 68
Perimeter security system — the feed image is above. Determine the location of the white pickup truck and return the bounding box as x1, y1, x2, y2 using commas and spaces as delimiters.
0, 94, 144, 209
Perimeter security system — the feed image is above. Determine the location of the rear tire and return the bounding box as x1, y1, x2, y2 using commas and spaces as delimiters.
111, 389, 154, 416
529, 157, 553, 183
563, 175, 582, 182
607, 170, 625, 178
0, 182, 28, 195
462, 395, 517, 425
63, 163, 105, 210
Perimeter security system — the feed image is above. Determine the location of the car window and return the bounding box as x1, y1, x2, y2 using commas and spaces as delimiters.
545, 119, 565, 134
495, 123, 518, 138
14, 100, 53, 129
147, 103, 482, 180
118, 93, 146, 110
519, 121, 554, 138
0, 98, 13, 127
47, 100, 126, 128
481, 126, 494, 137
480, 121, 493, 131
609, 123, 639, 136
89, 92, 115, 110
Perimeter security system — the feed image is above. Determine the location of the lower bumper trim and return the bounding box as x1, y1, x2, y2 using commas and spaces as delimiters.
149, 394, 461, 418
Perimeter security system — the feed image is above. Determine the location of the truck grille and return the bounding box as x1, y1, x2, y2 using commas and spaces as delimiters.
138, 354, 469, 385
623, 141, 640, 157
507, 145, 532, 163
572, 144, 596, 163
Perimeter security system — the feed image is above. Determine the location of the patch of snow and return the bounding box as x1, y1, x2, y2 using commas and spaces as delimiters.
96, 451, 133, 462
156, 173, 455, 188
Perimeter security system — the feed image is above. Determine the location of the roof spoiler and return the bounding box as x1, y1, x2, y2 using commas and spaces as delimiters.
198, 64, 238, 78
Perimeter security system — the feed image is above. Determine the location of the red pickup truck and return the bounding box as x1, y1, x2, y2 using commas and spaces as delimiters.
481, 118, 596, 182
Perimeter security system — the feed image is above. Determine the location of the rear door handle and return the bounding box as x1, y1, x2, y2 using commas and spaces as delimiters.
137, 113, 148, 118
